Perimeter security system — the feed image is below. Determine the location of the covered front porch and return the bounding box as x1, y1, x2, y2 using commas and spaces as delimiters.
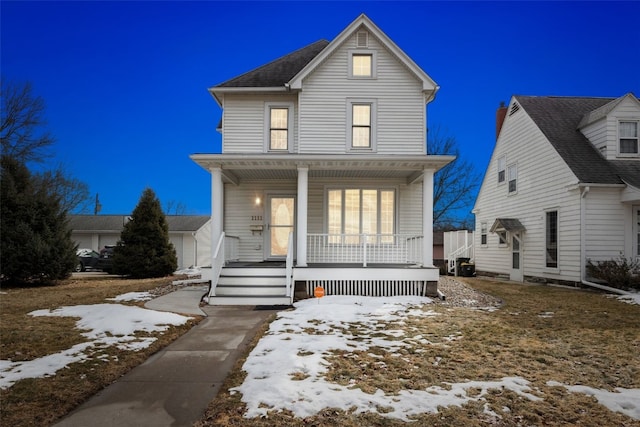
191, 153, 453, 305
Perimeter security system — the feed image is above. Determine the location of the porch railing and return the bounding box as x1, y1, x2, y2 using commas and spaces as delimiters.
285, 232, 294, 300
307, 234, 423, 266
209, 232, 226, 297
224, 234, 240, 262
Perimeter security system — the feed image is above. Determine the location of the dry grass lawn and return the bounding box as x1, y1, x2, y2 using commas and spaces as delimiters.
0, 275, 201, 427
197, 278, 640, 427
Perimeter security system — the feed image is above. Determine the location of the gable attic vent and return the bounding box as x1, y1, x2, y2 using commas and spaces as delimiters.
509, 102, 520, 116
356, 31, 368, 48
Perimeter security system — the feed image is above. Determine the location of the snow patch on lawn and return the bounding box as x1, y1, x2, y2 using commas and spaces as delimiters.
233, 295, 640, 421
547, 381, 640, 420
0, 301, 191, 389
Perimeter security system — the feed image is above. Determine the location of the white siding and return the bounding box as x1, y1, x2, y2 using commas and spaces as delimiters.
474, 99, 582, 282
224, 178, 424, 261
584, 187, 627, 261
222, 94, 298, 153
224, 180, 297, 261
298, 33, 426, 155
581, 96, 640, 160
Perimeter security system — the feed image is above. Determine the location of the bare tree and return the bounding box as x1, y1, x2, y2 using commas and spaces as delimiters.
428, 126, 480, 230
1, 80, 91, 213
34, 166, 91, 213
165, 200, 187, 215
1, 80, 55, 163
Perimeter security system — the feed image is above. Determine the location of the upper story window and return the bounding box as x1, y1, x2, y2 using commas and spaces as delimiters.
264, 102, 294, 152
497, 155, 506, 184
347, 99, 376, 151
352, 104, 371, 148
619, 121, 639, 155
507, 164, 517, 193
348, 50, 377, 79
352, 54, 372, 77
270, 108, 288, 150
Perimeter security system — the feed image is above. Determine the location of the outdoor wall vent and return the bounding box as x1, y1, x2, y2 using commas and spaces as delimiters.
509, 102, 521, 116
356, 31, 368, 48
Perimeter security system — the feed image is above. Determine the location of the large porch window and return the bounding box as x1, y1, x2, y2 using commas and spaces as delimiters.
327, 188, 395, 244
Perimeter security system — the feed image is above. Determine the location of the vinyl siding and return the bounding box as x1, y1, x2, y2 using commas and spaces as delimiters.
474, 99, 582, 281
581, 96, 640, 160
298, 32, 426, 155
584, 187, 626, 260
224, 178, 424, 261
222, 94, 299, 153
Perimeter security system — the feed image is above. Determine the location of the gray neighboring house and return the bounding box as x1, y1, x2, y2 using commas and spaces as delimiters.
68, 215, 212, 269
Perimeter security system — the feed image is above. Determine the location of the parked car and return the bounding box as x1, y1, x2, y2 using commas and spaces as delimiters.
96, 245, 116, 274
75, 248, 101, 272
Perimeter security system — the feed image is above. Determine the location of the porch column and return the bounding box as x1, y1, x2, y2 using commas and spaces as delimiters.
422, 170, 434, 267
296, 166, 308, 267
211, 167, 224, 255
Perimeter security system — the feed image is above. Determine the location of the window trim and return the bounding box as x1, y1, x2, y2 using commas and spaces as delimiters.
507, 163, 518, 194
348, 49, 377, 79
497, 155, 506, 184
346, 98, 377, 152
497, 230, 508, 247
480, 222, 488, 246
263, 102, 294, 153
545, 209, 559, 271
617, 120, 639, 157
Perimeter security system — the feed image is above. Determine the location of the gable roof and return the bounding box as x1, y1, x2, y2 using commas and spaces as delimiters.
514, 95, 640, 186
69, 215, 210, 233
209, 14, 438, 104
288, 14, 438, 94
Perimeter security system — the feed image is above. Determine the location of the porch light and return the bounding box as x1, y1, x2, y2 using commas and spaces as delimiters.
255, 196, 261, 206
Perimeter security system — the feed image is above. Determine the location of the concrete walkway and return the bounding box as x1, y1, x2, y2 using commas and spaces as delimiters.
53, 286, 283, 427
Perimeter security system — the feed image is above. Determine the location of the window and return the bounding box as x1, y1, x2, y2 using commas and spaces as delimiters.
497, 156, 506, 183
481, 222, 487, 245
507, 164, 517, 193
349, 50, 376, 79
352, 54, 372, 77
352, 104, 371, 148
619, 121, 639, 155
497, 230, 508, 246
269, 108, 288, 150
546, 210, 558, 268
327, 188, 395, 244
264, 103, 293, 152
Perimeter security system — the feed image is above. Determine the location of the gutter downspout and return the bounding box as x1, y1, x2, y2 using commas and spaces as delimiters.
579, 185, 630, 295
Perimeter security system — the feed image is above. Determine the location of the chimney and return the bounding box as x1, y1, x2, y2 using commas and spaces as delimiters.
496, 101, 507, 140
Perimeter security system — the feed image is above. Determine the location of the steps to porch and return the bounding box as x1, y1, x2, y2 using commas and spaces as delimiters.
208, 267, 291, 306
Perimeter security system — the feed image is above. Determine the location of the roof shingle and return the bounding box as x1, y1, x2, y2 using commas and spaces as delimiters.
515, 95, 640, 186
215, 40, 329, 88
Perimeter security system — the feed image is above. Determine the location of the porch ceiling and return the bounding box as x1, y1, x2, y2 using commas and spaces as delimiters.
190, 153, 455, 183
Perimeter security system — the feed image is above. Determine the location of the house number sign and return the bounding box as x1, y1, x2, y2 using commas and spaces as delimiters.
251, 216, 263, 221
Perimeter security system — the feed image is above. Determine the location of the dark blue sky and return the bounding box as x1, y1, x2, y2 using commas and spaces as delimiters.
2, 1, 639, 216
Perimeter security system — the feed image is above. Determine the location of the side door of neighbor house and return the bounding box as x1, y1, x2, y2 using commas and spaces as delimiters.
510, 232, 524, 282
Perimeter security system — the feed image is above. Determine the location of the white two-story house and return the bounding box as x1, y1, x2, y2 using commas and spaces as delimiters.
474, 93, 640, 285
191, 14, 454, 305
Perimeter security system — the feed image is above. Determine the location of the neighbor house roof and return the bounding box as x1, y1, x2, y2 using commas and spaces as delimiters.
514, 95, 640, 186
69, 215, 210, 232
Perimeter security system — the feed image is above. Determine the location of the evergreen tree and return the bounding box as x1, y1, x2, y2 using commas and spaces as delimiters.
0, 156, 77, 285
112, 188, 177, 278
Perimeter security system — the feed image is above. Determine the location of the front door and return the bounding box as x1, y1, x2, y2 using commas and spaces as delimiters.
510, 232, 523, 282
267, 195, 295, 259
